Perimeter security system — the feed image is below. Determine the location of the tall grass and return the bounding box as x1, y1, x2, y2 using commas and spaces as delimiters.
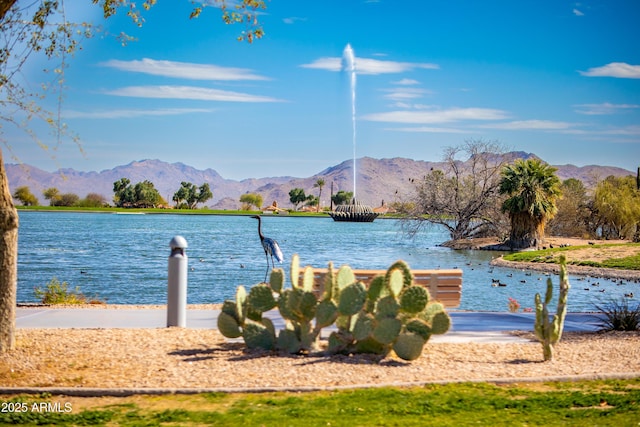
595, 298, 640, 331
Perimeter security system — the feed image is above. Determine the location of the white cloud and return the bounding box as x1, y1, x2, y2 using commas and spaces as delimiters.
393, 78, 420, 85
64, 108, 215, 119
382, 87, 430, 101
100, 58, 270, 81
574, 102, 640, 115
579, 62, 640, 79
601, 125, 640, 136
480, 120, 575, 130
389, 126, 473, 134
104, 85, 283, 102
362, 108, 509, 124
573, 8, 584, 16
301, 56, 439, 75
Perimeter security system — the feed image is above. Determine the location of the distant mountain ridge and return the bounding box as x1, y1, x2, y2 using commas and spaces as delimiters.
6, 154, 634, 210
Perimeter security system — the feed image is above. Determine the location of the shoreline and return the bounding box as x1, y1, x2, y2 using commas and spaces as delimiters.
490, 257, 640, 281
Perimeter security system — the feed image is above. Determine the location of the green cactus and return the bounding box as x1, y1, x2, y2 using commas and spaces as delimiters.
399, 285, 429, 314
315, 299, 339, 329
338, 282, 367, 316
393, 332, 426, 361
216, 310, 242, 338
405, 319, 431, 341
218, 255, 452, 361
270, 268, 285, 293
243, 321, 276, 350
290, 253, 300, 289
353, 312, 375, 341
534, 256, 571, 361
385, 268, 405, 297
372, 317, 402, 345
246, 283, 277, 313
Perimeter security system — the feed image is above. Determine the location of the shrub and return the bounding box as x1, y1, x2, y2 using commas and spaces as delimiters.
594, 298, 640, 331
34, 277, 88, 305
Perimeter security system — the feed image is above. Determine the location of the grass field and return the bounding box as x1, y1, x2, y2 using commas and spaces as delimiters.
503, 243, 640, 271
1, 379, 639, 426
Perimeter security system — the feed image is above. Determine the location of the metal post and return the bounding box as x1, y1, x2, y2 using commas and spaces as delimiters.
167, 235, 188, 327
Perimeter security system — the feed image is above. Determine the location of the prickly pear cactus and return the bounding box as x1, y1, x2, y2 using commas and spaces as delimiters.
326, 260, 451, 361
534, 256, 570, 361
219, 256, 451, 361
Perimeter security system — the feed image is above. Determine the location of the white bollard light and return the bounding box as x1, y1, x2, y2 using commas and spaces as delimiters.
167, 235, 188, 327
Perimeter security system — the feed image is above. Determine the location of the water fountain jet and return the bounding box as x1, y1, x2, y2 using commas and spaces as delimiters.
329, 43, 379, 223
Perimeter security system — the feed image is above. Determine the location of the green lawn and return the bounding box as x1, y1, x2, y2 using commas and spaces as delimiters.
1, 379, 639, 426
503, 243, 640, 271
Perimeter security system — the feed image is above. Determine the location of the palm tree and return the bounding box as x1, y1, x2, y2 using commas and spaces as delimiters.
314, 178, 325, 213
499, 159, 561, 249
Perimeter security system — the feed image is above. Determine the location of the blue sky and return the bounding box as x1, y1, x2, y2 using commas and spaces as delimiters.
11, 0, 640, 180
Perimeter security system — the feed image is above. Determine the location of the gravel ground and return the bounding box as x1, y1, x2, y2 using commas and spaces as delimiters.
1, 328, 638, 393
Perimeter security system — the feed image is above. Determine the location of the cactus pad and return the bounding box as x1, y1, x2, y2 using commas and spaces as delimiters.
393, 332, 426, 361
236, 285, 247, 323
336, 265, 356, 290
372, 317, 402, 345
353, 312, 374, 341
277, 329, 302, 354
290, 253, 300, 289
429, 310, 451, 335
375, 295, 400, 319
406, 319, 431, 341
217, 311, 242, 338
221, 300, 240, 323
315, 300, 338, 329
247, 283, 277, 313
385, 269, 404, 297
399, 285, 429, 314
243, 321, 275, 350
302, 266, 315, 292
338, 282, 367, 316
269, 268, 285, 293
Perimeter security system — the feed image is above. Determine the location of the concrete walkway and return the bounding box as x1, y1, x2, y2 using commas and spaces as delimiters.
15, 307, 603, 344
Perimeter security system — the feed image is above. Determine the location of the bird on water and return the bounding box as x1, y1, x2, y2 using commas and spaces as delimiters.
251, 215, 284, 281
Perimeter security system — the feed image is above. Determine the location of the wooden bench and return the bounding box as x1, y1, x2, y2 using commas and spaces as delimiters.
305, 268, 462, 308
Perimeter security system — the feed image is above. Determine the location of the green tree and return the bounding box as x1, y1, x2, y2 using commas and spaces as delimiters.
13, 186, 38, 206
57, 193, 80, 207
305, 194, 319, 208
239, 193, 263, 211
113, 178, 134, 207
113, 178, 163, 208
0, 0, 268, 353
314, 178, 325, 212
289, 188, 307, 211
592, 175, 640, 240
547, 178, 590, 238
133, 180, 163, 208
173, 182, 213, 209
77, 193, 107, 208
331, 190, 353, 206
499, 159, 562, 249
43, 188, 61, 206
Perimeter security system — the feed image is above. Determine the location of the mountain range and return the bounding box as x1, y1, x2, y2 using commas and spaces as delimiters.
6, 153, 634, 210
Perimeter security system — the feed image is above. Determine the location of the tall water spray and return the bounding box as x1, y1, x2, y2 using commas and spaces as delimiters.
342, 44, 357, 201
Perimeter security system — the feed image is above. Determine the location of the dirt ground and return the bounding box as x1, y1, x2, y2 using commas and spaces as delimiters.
1, 328, 638, 393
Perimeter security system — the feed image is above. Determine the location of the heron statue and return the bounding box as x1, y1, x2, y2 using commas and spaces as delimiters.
251, 215, 283, 281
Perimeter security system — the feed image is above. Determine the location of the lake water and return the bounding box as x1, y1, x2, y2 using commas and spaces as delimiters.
16, 211, 636, 312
